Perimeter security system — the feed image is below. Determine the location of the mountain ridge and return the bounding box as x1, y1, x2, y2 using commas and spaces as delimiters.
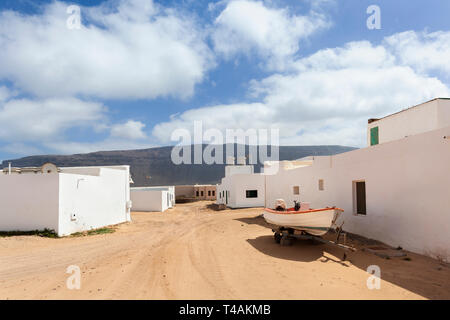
1, 144, 357, 186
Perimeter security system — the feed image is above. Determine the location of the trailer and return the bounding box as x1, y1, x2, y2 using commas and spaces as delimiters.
271, 225, 356, 261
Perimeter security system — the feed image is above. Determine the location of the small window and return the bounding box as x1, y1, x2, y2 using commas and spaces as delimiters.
318, 179, 324, 191
246, 190, 258, 198
208, 190, 211, 196
201, 191, 204, 196
196, 191, 199, 197
353, 181, 366, 215
212, 190, 215, 196
293, 186, 300, 195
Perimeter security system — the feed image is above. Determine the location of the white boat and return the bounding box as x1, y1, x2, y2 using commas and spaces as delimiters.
263, 206, 343, 236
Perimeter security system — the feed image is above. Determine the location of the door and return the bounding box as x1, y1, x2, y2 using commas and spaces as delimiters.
355, 181, 366, 215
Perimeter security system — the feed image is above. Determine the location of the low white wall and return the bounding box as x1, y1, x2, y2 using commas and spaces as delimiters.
58, 167, 131, 236
0, 173, 60, 233
225, 165, 254, 177
131, 188, 172, 212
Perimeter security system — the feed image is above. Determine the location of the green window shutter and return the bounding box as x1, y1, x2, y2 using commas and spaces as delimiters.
370, 126, 379, 146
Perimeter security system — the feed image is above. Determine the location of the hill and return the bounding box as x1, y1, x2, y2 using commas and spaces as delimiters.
1, 144, 356, 186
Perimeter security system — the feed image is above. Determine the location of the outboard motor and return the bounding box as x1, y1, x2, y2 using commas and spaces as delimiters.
294, 200, 301, 211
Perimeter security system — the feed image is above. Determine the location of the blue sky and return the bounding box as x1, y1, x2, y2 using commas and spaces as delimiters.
0, 0, 449, 161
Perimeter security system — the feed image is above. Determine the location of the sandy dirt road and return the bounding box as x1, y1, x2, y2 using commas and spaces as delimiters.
0, 201, 449, 299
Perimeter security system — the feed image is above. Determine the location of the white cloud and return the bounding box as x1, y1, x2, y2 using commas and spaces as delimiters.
211, 0, 331, 70
0, 96, 106, 142
385, 30, 450, 75
153, 32, 450, 147
0, 0, 214, 99
111, 120, 147, 140
0, 89, 152, 156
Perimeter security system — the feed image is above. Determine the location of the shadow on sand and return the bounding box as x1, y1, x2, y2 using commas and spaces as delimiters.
236, 215, 450, 299
247, 234, 349, 267
238, 215, 349, 266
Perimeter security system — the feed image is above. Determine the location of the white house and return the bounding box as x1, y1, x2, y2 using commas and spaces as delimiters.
0, 165, 132, 236
217, 98, 450, 261
367, 97, 450, 146
216, 165, 265, 208
130, 186, 175, 212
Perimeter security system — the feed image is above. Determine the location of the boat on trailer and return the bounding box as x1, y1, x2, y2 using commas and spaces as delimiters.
263, 200, 355, 260
263, 204, 343, 236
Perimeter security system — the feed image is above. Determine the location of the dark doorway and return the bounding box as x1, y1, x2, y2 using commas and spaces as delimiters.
355, 181, 366, 215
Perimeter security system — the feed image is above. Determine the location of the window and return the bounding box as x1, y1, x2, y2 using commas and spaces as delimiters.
208, 190, 211, 196
293, 186, 300, 195
196, 191, 199, 197
370, 126, 379, 146
201, 191, 204, 196
353, 181, 366, 215
212, 190, 215, 196
246, 190, 258, 198
219, 191, 221, 198
318, 179, 324, 191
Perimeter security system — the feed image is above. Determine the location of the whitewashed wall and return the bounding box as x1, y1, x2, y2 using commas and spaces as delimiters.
225, 165, 254, 177
367, 98, 450, 146
217, 173, 265, 208
266, 126, 450, 261
58, 167, 131, 236
0, 173, 60, 232
0, 166, 131, 236
131, 186, 175, 212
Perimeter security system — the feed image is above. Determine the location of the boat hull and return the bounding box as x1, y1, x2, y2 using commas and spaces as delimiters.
263, 208, 343, 236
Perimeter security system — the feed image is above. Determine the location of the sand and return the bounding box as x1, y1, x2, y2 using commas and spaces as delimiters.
0, 201, 448, 300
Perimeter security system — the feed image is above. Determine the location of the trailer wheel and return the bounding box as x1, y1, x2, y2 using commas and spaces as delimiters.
280, 236, 292, 246
274, 232, 282, 243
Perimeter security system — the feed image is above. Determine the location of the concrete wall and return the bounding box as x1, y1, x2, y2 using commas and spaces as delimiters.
367, 98, 450, 146
217, 172, 265, 208
0, 173, 60, 232
0, 166, 131, 236
58, 167, 131, 236
131, 186, 175, 212
175, 185, 195, 199
225, 165, 254, 177
175, 185, 216, 200
437, 98, 450, 128
266, 126, 450, 261
194, 185, 217, 200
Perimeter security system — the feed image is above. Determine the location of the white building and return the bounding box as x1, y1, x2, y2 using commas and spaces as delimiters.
217, 165, 265, 208
367, 97, 450, 146
0, 165, 132, 236
130, 186, 175, 212
217, 98, 450, 261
